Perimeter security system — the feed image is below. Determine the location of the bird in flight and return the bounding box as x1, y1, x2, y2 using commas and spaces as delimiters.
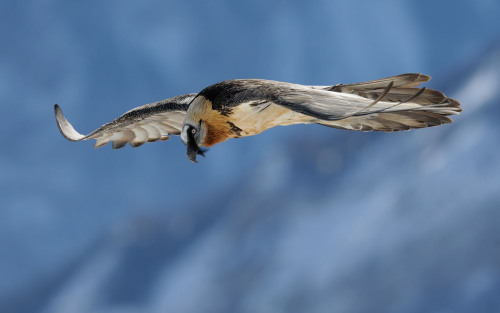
55, 73, 461, 162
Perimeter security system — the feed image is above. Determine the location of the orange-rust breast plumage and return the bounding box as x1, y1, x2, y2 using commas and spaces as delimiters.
184, 95, 234, 147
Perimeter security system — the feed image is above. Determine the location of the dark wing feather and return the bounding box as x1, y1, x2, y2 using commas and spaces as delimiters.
311, 73, 461, 131
55, 94, 196, 149
197, 79, 273, 112
326, 73, 431, 90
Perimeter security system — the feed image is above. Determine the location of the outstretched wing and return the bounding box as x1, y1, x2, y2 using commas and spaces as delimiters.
283, 73, 462, 131
55, 93, 196, 149
198, 74, 461, 134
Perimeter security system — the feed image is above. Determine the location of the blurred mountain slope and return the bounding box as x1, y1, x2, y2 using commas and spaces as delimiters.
1, 1, 500, 312
2, 39, 497, 313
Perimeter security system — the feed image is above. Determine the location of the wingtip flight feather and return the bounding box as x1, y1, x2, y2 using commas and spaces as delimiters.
54, 104, 86, 141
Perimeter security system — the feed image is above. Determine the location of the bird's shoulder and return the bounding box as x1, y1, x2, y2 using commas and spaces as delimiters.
197, 79, 286, 110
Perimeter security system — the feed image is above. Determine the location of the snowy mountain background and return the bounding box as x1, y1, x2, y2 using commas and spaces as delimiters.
1, 1, 500, 312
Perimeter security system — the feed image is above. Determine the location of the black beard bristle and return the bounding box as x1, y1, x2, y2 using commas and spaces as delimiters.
198, 147, 208, 157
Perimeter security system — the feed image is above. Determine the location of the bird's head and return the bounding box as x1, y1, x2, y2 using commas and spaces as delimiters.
181, 120, 207, 163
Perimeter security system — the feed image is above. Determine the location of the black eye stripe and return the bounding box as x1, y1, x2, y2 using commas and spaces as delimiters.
186, 126, 198, 143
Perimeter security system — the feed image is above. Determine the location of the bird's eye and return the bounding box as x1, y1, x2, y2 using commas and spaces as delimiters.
191, 128, 197, 135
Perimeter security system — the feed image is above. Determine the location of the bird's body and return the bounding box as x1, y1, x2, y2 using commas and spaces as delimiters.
185, 81, 316, 146
55, 74, 461, 162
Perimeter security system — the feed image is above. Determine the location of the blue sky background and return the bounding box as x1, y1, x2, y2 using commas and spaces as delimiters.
1, 1, 500, 312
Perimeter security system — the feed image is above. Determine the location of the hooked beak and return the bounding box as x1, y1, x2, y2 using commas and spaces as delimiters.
186, 140, 205, 163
